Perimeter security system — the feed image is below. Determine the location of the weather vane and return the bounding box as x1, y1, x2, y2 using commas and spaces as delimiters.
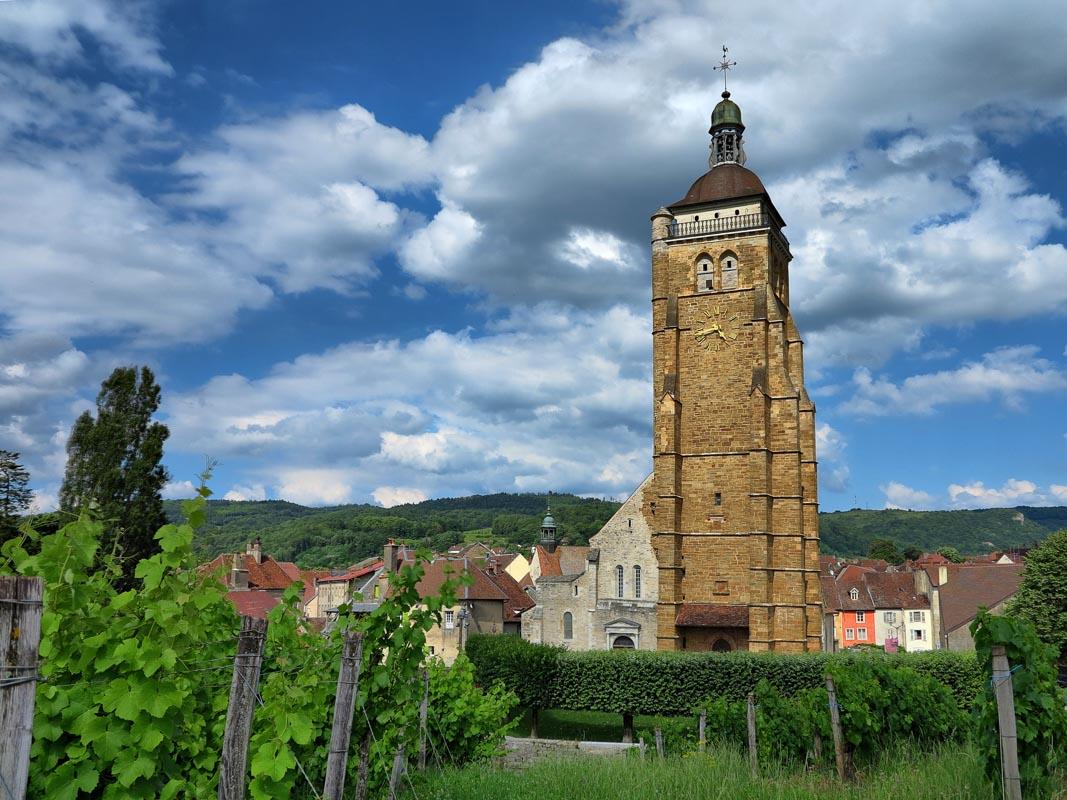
714, 44, 736, 93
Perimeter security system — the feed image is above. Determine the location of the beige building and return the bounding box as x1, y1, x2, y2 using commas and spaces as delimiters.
648, 89, 822, 652
523, 482, 659, 650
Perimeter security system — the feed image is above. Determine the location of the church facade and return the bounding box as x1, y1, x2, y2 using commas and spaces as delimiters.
524, 85, 822, 653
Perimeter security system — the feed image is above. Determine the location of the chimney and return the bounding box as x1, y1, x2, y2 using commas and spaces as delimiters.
938, 565, 948, 586
247, 538, 263, 565
383, 539, 398, 573
231, 554, 249, 590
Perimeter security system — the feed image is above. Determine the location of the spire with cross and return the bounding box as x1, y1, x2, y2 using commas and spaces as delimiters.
714, 44, 736, 94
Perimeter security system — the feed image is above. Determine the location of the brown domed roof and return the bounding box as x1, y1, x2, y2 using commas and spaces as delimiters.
670, 163, 767, 209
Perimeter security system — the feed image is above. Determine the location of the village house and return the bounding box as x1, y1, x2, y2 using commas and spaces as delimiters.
925, 563, 1024, 650
821, 563, 934, 652
199, 538, 305, 619
303, 556, 383, 620
378, 541, 531, 663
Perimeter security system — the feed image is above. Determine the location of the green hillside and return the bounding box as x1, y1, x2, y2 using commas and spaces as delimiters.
166, 492, 620, 569
819, 506, 1057, 557
167, 492, 1067, 569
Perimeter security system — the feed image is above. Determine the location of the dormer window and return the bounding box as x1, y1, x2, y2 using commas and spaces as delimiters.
849, 588, 859, 601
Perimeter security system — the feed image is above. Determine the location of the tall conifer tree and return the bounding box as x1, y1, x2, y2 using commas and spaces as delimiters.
0, 449, 33, 535
60, 366, 170, 578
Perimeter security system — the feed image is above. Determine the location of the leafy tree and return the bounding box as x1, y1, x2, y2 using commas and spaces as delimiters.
59, 366, 169, 580
1009, 529, 1067, 658
868, 537, 903, 564
936, 546, 964, 563
0, 449, 33, 534
903, 545, 923, 561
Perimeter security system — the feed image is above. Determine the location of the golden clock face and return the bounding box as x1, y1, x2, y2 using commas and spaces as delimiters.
693, 306, 740, 348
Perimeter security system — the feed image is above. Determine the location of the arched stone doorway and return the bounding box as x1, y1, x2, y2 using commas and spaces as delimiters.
712, 638, 732, 652
612, 635, 636, 649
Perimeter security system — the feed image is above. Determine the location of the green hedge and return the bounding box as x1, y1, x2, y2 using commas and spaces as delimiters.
467, 636, 981, 715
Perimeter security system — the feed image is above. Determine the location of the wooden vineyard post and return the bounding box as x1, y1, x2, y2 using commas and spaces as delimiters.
0, 576, 43, 800
825, 676, 847, 782
991, 646, 1022, 800
638, 736, 646, 760
322, 630, 365, 800
418, 668, 430, 770
387, 742, 406, 799
654, 727, 664, 759
698, 709, 707, 752
622, 712, 634, 744
746, 692, 758, 776
354, 730, 372, 800
218, 616, 267, 800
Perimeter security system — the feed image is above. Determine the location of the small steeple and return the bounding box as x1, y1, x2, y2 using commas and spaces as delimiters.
540, 499, 559, 554
709, 45, 746, 168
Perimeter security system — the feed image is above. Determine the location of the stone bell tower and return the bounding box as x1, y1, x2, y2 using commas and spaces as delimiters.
648, 79, 822, 653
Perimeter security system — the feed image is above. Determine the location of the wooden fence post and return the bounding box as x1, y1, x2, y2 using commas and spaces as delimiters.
322, 630, 365, 800
654, 727, 664, 759
698, 709, 707, 752
991, 645, 1022, 800
418, 669, 430, 770
0, 576, 43, 800
746, 692, 758, 776
218, 616, 267, 800
387, 742, 406, 799
638, 736, 646, 760
354, 730, 372, 800
825, 676, 847, 782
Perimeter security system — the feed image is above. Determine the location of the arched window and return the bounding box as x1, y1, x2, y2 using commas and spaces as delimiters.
849, 587, 859, 601
615, 565, 624, 598
720, 251, 739, 290
712, 638, 732, 652
612, 635, 635, 649
633, 565, 642, 599
563, 611, 573, 640
696, 254, 714, 292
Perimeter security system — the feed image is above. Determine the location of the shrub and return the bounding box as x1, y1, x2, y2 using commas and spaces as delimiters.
547, 648, 979, 716
465, 634, 561, 712
426, 653, 517, 765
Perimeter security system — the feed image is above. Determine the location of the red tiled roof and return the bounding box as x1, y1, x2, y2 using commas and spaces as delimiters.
833, 570, 929, 612
483, 568, 535, 622
277, 561, 303, 582
199, 552, 296, 591
226, 590, 279, 619
401, 558, 508, 602
821, 576, 840, 611
676, 604, 749, 628
534, 545, 590, 577
940, 565, 1024, 633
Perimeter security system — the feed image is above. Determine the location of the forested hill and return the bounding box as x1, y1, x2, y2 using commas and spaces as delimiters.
166, 492, 621, 569
167, 493, 1067, 570
819, 505, 1066, 557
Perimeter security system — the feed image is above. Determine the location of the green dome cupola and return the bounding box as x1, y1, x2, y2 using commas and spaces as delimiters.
540, 503, 559, 553
710, 90, 744, 131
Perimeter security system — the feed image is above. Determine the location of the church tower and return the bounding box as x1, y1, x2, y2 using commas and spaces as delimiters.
648, 78, 822, 652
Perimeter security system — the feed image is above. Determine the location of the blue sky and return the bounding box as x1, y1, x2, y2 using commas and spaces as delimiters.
1, 0, 1065, 512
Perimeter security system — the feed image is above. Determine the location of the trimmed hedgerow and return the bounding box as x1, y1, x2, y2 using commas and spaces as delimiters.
466, 636, 981, 716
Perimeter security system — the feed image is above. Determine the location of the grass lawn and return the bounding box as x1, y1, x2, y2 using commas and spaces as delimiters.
508, 708, 674, 741
406, 742, 1005, 800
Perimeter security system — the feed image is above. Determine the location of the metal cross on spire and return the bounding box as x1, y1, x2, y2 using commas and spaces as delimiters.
714, 44, 736, 93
